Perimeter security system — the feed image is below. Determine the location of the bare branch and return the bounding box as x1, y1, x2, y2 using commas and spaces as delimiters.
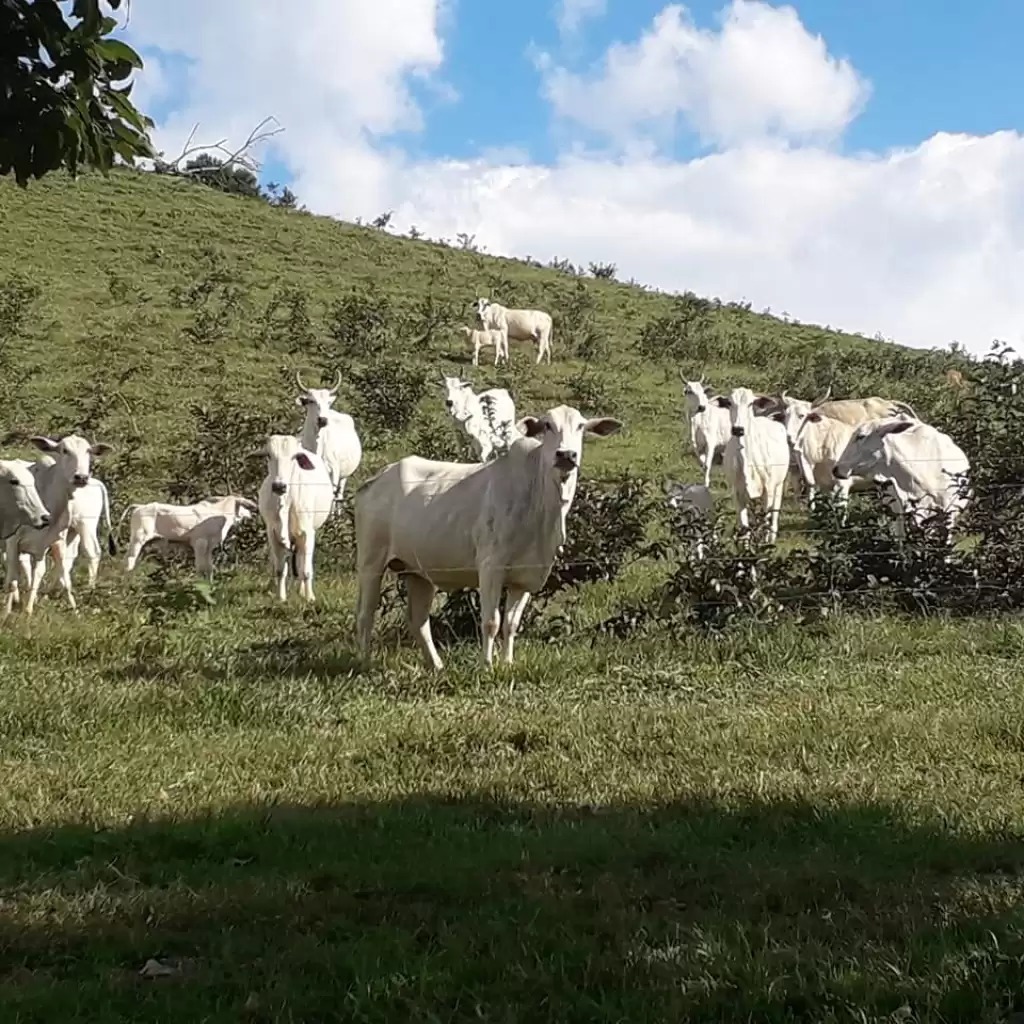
160, 117, 284, 176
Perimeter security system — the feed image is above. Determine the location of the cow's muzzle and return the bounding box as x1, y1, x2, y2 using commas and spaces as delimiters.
316, 416, 328, 428
34, 513, 51, 528
271, 481, 288, 496
832, 466, 849, 480
72, 473, 89, 488
731, 426, 745, 438
554, 449, 578, 473
696, 404, 707, 413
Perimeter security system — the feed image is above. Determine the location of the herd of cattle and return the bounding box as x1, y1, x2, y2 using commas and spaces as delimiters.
0, 292, 973, 670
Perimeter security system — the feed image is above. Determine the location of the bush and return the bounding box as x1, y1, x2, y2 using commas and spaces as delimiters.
350, 358, 430, 437
637, 293, 715, 364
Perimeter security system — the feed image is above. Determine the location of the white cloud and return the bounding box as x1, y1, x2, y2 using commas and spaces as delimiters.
542, 1, 869, 150
556, 0, 608, 40
124, 0, 446, 214
121, 1, 1024, 356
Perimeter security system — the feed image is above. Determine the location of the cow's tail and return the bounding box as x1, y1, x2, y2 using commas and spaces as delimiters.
290, 544, 298, 580
115, 503, 137, 555
98, 482, 118, 556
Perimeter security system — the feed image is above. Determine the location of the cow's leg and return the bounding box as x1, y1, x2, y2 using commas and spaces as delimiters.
701, 453, 712, 489
48, 541, 78, 612
3, 540, 21, 616
767, 485, 784, 545
124, 529, 151, 572
405, 573, 442, 671
478, 568, 504, 666
193, 540, 215, 580
501, 586, 531, 666
835, 479, 853, 525
296, 532, 316, 602
266, 529, 289, 601
355, 556, 388, 657
473, 340, 480, 367
78, 527, 102, 589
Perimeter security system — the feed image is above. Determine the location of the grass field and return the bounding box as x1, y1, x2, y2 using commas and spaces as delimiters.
1, 170, 1023, 1023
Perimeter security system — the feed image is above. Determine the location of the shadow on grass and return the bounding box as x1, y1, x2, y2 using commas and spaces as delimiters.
1, 795, 1024, 1022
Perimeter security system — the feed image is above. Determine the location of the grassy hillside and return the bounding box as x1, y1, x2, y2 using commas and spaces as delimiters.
3, 169, 1024, 1023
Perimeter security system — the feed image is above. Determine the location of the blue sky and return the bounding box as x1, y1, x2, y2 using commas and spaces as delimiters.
142, 2, 1024, 183
125, 1, 1024, 353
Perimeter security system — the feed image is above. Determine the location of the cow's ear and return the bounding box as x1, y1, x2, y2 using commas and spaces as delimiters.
295, 395, 308, 407
29, 435, 59, 452
771, 412, 785, 423
806, 412, 823, 423
584, 416, 622, 437
881, 420, 914, 437
713, 396, 731, 409
90, 442, 114, 457
752, 395, 773, 411
294, 452, 316, 471
518, 416, 544, 437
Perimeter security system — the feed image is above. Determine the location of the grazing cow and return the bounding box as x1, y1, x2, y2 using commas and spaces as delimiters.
252, 434, 333, 602
461, 325, 508, 367
441, 376, 520, 462
0, 459, 50, 539
475, 297, 554, 364
3, 434, 113, 616
121, 495, 258, 578
663, 479, 713, 561
295, 371, 362, 506
714, 387, 789, 544
832, 417, 971, 540
354, 404, 622, 670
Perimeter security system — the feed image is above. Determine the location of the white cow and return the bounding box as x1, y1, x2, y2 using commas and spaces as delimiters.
714, 387, 790, 544
663, 479, 714, 561
0, 459, 51, 539
121, 495, 258, 578
354, 404, 622, 670
461, 325, 508, 367
295, 371, 362, 506
441, 376, 520, 462
475, 297, 554, 364
3, 434, 114, 616
773, 400, 882, 515
63, 476, 115, 588
680, 376, 731, 487
832, 417, 971, 540
252, 434, 334, 602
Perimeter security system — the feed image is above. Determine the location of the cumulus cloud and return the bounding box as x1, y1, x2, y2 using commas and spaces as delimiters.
541, 1, 869, 150
556, 0, 608, 40
124, 0, 446, 214
121, 0, 1024, 355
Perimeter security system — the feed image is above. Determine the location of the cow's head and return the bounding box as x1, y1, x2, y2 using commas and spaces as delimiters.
249, 434, 318, 497
516, 404, 622, 483
712, 388, 778, 439
833, 417, 916, 481
295, 370, 341, 429
771, 391, 814, 447
30, 433, 113, 489
474, 297, 491, 320
441, 376, 478, 422
0, 459, 50, 530
680, 373, 713, 414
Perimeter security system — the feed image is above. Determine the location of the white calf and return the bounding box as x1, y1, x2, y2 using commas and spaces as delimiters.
679, 376, 731, 487
461, 326, 508, 367
121, 495, 258, 578
252, 434, 334, 602
664, 479, 714, 561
